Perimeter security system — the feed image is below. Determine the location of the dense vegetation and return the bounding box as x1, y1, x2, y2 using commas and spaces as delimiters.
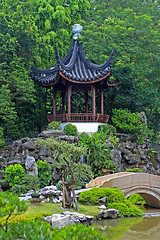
0, 0, 159, 143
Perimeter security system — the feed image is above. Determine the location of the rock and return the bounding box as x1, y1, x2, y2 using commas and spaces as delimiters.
98, 205, 107, 210
97, 209, 119, 219
25, 155, 38, 176
38, 185, 62, 202
43, 211, 94, 229
99, 197, 107, 204
38, 130, 64, 138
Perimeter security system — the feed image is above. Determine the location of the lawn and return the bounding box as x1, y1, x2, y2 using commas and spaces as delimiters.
0, 202, 100, 225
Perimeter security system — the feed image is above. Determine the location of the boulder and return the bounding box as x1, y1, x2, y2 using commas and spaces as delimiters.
43, 211, 94, 229
98, 205, 107, 210
97, 209, 119, 219
25, 155, 38, 177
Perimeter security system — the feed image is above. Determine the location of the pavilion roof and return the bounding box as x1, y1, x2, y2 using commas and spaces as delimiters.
29, 39, 117, 87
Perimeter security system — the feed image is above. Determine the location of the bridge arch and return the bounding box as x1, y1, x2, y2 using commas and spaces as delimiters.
124, 186, 160, 208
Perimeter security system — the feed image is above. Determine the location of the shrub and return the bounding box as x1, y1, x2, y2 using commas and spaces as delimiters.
0, 220, 54, 239
98, 124, 117, 134
4, 164, 25, 187
79, 188, 126, 205
37, 160, 52, 188
0, 191, 27, 232
125, 168, 143, 173
46, 121, 61, 131
107, 202, 143, 217
79, 132, 116, 177
112, 108, 149, 144
0, 221, 104, 240
0, 127, 5, 148
52, 224, 105, 240
63, 123, 78, 136
128, 193, 146, 205
74, 163, 94, 189
10, 175, 40, 195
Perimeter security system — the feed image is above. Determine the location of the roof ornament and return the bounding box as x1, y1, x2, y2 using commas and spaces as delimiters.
72, 24, 83, 40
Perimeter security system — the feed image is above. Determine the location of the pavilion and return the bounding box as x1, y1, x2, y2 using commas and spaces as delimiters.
29, 24, 120, 132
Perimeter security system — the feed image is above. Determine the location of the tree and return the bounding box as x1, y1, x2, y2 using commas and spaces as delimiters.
36, 138, 86, 210
81, 0, 160, 135
0, 191, 27, 232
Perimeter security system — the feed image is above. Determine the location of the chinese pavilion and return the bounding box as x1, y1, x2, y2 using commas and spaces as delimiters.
29, 24, 120, 132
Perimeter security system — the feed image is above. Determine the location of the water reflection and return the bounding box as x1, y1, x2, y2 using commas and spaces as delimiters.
92, 217, 160, 240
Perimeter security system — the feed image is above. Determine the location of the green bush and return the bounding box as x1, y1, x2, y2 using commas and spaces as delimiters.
128, 193, 146, 206
107, 202, 143, 217
79, 132, 116, 177
63, 123, 78, 136
52, 224, 105, 240
0, 220, 54, 240
0, 221, 104, 240
112, 108, 147, 144
0, 127, 5, 148
74, 163, 94, 189
10, 175, 40, 195
125, 168, 143, 173
46, 121, 61, 131
4, 164, 25, 187
79, 188, 126, 205
98, 124, 117, 134
37, 160, 52, 188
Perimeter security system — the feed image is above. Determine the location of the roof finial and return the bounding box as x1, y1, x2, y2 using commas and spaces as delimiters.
72, 24, 83, 40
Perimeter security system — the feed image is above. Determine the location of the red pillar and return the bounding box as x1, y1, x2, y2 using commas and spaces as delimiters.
53, 87, 56, 121
62, 91, 66, 121
100, 88, 104, 115
67, 83, 71, 121
92, 84, 96, 121
85, 91, 88, 121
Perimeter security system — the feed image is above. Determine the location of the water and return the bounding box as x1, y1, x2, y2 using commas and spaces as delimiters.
92, 213, 160, 240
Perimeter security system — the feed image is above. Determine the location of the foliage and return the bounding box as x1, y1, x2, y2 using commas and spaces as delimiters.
128, 193, 146, 206
79, 132, 116, 176
37, 160, 52, 188
0, 219, 54, 239
4, 164, 25, 187
125, 168, 143, 173
107, 202, 143, 217
73, 163, 94, 189
36, 138, 86, 209
112, 108, 148, 144
10, 175, 40, 195
46, 121, 61, 131
0, 127, 5, 148
63, 123, 78, 136
82, 0, 160, 135
0, 220, 104, 240
79, 187, 126, 205
0, 191, 27, 232
52, 224, 105, 240
98, 124, 117, 134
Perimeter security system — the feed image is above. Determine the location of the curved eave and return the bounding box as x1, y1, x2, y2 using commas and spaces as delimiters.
59, 71, 110, 85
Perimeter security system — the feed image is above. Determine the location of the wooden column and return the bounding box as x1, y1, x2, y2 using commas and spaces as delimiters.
85, 91, 88, 121
100, 87, 104, 115
62, 91, 66, 121
67, 84, 71, 121
92, 84, 96, 115
85, 91, 88, 114
53, 87, 56, 121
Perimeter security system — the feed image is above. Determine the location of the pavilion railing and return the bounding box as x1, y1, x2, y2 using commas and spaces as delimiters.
47, 113, 109, 123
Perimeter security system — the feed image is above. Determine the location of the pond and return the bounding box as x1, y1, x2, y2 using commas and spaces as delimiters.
92, 211, 160, 240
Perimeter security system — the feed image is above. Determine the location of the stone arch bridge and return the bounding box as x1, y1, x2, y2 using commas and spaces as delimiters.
86, 172, 160, 208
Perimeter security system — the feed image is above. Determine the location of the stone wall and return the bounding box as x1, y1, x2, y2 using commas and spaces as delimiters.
0, 130, 159, 179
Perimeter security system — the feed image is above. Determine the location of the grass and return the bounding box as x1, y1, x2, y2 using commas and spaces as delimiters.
25, 202, 100, 216
0, 202, 100, 225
